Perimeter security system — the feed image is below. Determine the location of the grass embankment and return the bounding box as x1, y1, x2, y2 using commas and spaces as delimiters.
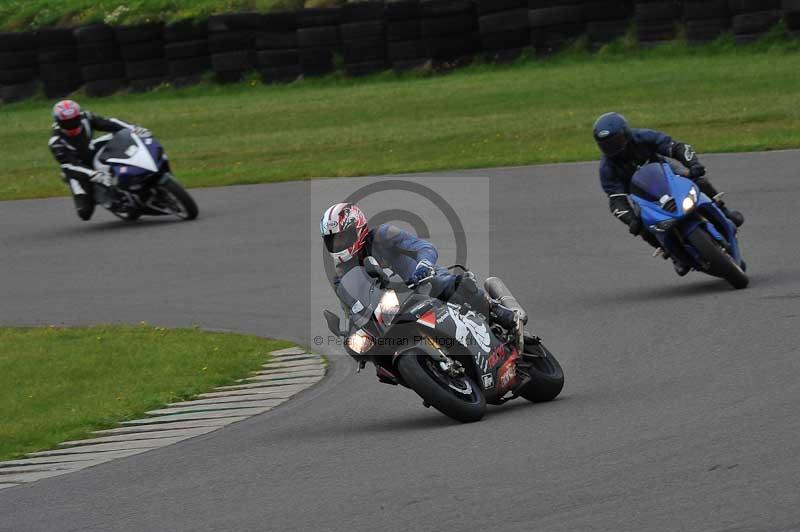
0, 325, 290, 461
2, 36, 800, 201
0, 0, 341, 31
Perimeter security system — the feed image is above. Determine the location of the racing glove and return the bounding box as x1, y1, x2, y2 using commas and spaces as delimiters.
90, 171, 115, 188
688, 163, 706, 179
131, 126, 151, 138
409, 259, 435, 285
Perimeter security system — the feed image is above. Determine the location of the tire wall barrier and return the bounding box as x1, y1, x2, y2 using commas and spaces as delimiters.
1, 0, 797, 103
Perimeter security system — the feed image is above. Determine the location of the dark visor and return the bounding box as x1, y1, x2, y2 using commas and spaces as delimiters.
597, 131, 627, 157
324, 227, 357, 253
59, 117, 82, 131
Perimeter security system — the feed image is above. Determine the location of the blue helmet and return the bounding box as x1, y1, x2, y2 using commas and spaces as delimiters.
593, 112, 630, 157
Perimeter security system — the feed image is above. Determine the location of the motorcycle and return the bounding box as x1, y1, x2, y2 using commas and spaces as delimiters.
323, 257, 564, 423
629, 163, 748, 289
92, 129, 198, 221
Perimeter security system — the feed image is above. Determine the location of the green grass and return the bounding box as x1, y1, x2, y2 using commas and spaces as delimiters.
0, 0, 342, 31
2, 34, 800, 201
0, 325, 291, 461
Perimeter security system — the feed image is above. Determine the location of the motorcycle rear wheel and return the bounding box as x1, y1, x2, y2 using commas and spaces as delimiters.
396, 351, 486, 423
687, 227, 748, 289
518, 335, 564, 403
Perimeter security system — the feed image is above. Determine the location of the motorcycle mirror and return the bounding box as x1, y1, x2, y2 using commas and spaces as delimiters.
364, 256, 390, 287
323, 309, 347, 337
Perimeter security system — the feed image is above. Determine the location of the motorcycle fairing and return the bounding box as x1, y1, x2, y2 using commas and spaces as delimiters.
630, 163, 743, 268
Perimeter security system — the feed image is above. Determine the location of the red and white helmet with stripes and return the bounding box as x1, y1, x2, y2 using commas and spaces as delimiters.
320, 203, 369, 265
52, 100, 83, 137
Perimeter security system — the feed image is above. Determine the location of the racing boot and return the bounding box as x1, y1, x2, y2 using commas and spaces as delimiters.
489, 301, 520, 334
718, 203, 744, 228
703, 186, 744, 228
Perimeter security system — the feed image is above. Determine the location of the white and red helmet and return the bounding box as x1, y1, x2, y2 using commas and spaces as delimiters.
320, 203, 369, 264
52, 99, 83, 137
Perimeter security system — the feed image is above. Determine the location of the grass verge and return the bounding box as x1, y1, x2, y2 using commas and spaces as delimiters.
0, 325, 291, 462
2, 34, 800, 201
0, 0, 340, 31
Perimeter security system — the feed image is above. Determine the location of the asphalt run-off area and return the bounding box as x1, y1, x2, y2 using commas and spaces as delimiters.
1, 151, 799, 531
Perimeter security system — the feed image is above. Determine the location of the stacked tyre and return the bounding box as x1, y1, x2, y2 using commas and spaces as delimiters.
785, 0, 800, 35
728, 0, 782, 43
37, 29, 81, 99
208, 14, 257, 83
387, 1, 430, 72
298, 8, 342, 77
683, 0, 731, 43
420, 0, 478, 65
116, 23, 167, 92
476, 0, 530, 62
341, 2, 387, 77
76, 24, 126, 97
164, 20, 211, 87
634, 0, 680, 45
0, 32, 39, 103
255, 12, 300, 84
584, 0, 634, 46
528, 0, 585, 55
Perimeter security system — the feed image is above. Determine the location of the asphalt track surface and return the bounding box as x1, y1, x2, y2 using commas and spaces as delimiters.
1, 151, 799, 532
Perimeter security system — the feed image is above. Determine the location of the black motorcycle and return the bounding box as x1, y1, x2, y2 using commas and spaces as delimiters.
324, 257, 564, 423
93, 129, 198, 221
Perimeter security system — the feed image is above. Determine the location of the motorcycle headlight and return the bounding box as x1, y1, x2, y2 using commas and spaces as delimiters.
375, 290, 400, 325
682, 187, 698, 212
347, 329, 374, 354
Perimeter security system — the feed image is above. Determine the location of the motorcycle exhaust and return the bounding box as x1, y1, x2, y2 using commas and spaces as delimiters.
484, 277, 528, 325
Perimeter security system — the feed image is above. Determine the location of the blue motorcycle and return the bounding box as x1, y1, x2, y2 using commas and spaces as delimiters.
628, 163, 748, 289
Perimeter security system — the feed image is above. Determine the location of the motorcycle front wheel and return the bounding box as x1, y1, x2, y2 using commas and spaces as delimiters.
396, 351, 486, 423
687, 228, 748, 289
157, 178, 199, 220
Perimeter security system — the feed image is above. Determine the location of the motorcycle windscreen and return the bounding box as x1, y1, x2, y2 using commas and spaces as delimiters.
630, 163, 671, 203
99, 129, 137, 164
99, 130, 159, 173
336, 266, 380, 328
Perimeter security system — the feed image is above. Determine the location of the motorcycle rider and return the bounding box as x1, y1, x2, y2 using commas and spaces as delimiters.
49, 99, 151, 221
320, 202, 520, 333
593, 112, 745, 276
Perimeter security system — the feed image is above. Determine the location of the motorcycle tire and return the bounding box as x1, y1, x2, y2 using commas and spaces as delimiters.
687, 227, 748, 289
396, 350, 486, 423
518, 336, 564, 403
159, 178, 199, 220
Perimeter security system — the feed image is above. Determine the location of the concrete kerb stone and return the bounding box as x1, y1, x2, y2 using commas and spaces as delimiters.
0, 450, 147, 468
261, 359, 324, 370
28, 437, 190, 456
270, 347, 307, 357
0, 348, 325, 485
93, 416, 251, 435
213, 376, 322, 391
60, 427, 218, 447
145, 398, 285, 416
239, 371, 325, 383
195, 385, 308, 399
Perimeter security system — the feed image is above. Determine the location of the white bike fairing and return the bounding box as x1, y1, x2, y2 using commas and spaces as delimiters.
104, 134, 159, 173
